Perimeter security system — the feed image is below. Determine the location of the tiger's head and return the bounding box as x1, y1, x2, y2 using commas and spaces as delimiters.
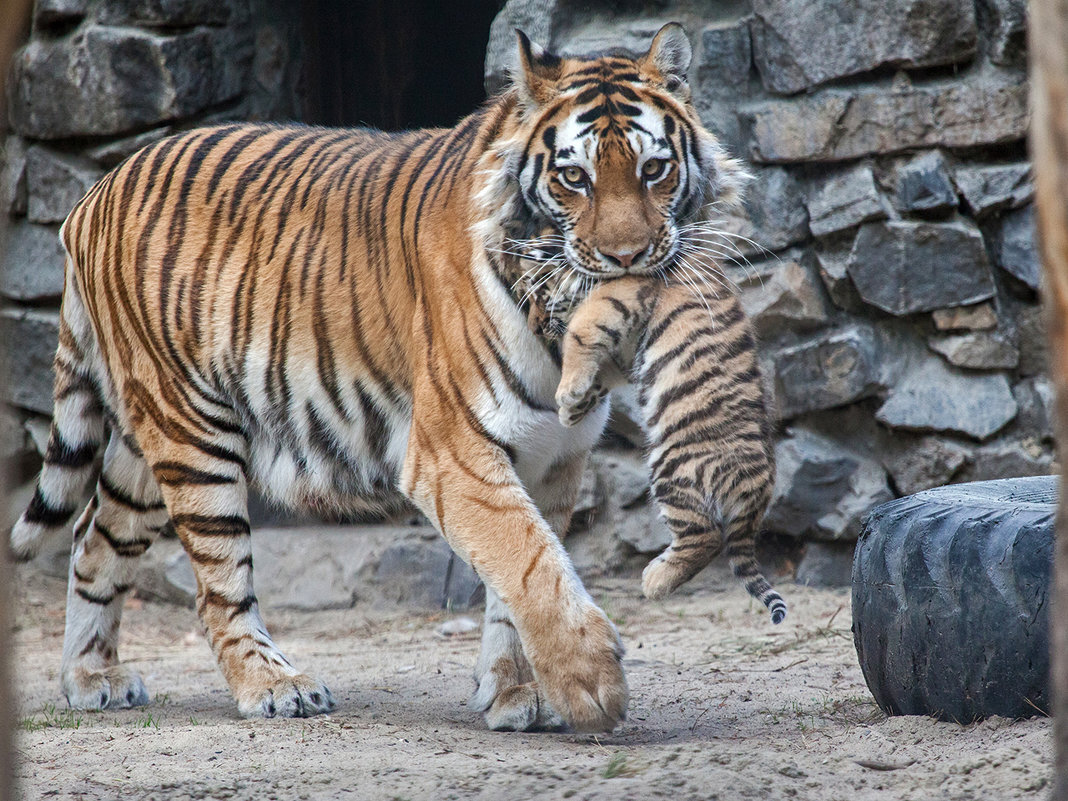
486, 23, 749, 282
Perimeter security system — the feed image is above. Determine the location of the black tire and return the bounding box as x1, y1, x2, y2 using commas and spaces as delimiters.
852, 476, 1055, 722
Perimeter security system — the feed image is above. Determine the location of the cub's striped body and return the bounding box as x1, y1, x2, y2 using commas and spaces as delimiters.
9, 25, 761, 732
556, 275, 785, 621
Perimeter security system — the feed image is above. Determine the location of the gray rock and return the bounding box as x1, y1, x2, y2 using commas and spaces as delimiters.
795, 541, 856, 588
1, 136, 27, 215
765, 428, 893, 541
751, 0, 977, 95
25, 146, 102, 224
983, 0, 1027, 65
0, 308, 59, 415
743, 70, 1028, 163
96, 0, 237, 27
85, 126, 174, 168
893, 150, 956, 215
927, 331, 1019, 369
34, 0, 90, 26
137, 525, 482, 611
881, 434, 970, 495
8, 25, 250, 139
806, 164, 886, 237
952, 162, 1032, 217
484, 0, 559, 95
846, 220, 995, 315
606, 385, 645, 448
573, 450, 666, 559
0, 404, 26, 463
736, 251, 830, 339
1013, 377, 1055, 442
0, 221, 66, 302
739, 166, 810, 252
876, 354, 1017, 439
995, 204, 1040, 290
957, 437, 1055, 482
814, 246, 865, 311
931, 302, 998, 331
1010, 300, 1048, 376
772, 326, 884, 419
697, 19, 753, 98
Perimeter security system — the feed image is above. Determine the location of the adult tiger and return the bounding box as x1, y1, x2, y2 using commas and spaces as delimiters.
9, 24, 749, 733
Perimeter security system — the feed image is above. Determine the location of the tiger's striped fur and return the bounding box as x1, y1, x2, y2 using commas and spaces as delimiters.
556, 275, 785, 622
8, 24, 752, 732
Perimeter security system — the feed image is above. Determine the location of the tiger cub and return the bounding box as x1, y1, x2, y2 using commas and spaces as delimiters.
555, 275, 785, 621
9, 23, 754, 733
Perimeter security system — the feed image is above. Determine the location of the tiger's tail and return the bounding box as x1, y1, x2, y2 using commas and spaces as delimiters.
9, 256, 106, 561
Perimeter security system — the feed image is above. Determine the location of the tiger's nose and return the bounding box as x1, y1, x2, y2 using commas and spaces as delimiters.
598, 245, 648, 269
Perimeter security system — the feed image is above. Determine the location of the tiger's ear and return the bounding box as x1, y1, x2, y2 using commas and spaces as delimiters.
513, 30, 562, 111
643, 23, 692, 94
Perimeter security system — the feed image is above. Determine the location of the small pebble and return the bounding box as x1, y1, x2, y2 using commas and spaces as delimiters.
435, 617, 479, 636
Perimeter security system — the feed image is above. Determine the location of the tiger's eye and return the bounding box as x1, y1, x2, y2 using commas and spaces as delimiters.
561, 166, 588, 188
642, 158, 667, 181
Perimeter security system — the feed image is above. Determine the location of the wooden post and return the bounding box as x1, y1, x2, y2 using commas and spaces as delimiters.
0, 4, 31, 799
1030, 1, 1068, 797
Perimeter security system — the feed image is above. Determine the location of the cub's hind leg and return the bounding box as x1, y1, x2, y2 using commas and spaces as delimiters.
136, 409, 335, 718
471, 454, 587, 731
61, 432, 167, 710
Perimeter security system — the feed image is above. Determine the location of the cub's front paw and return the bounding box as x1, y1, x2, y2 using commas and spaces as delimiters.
555, 379, 607, 428
535, 606, 627, 732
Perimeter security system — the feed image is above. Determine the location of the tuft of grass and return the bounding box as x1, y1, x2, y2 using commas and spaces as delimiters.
602, 752, 634, 779
18, 703, 84, 731
133, 713, 160, 729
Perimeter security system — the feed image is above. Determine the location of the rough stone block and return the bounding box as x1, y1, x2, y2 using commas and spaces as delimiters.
764, 428, 893, 541
876, 354, 1017, 439
927, 330, 1018, 369
739, 166, 810, 252
697, 20, 752, 98
25, 146, 102, 224
8, 25, 250, 139
984, 0, 1027, 65
892, 150, 956, 215
737, 251, 829, 339
814, 247, 864, 311
96, 0, 237, 27
85, 126, 173, 168
931, 302, 998, 331
0, 220, 66, 302
750, 0, 976, 95
1, 136, 27, 215
743, 70, 1028, 163
1013, 377, 1055, 442
1009, 300, 1048, 376
795, 541, 855, 588
953, 162, 1032, 217
34, 0, 90, 27
880, 434, 970, 495
846, 220, 995, 315
772, 326, 884, 419
957, 437, 1054, 483
0, 308, 59, 415
0, 404, 27, 463
995, 204, 1039, 290
806, 164, 886, 237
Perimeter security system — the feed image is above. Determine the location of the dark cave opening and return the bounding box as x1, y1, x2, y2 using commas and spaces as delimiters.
300, 0, 504, 131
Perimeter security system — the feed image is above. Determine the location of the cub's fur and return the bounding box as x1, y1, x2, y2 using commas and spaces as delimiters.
556, 275, 784, 621
9, 24, 758, 732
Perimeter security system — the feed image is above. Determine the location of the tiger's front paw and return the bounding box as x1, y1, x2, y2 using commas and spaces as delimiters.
534, 606, 627, 732
63, 665, 151, 710
235, 674, 335, 718
555, 377, 607, 428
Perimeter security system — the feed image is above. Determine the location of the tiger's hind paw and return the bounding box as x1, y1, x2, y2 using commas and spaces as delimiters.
477, 681, 566, 732
63, 666, 150, 710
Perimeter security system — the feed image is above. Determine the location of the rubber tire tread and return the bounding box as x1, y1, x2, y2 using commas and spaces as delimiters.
852, 476, 1054, 722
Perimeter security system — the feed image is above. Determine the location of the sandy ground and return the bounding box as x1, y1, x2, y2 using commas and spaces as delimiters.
9, 560, 1052, 801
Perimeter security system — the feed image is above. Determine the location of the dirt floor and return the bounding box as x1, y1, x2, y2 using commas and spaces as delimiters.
9, 560, 1052, 801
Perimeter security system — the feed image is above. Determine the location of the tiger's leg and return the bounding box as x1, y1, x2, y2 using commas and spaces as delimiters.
469, 453, 588, 731
61, 432, 167, 709
136, 411, 335, 718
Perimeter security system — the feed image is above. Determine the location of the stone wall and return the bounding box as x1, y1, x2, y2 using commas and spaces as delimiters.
487, 0, 1053, 582
0, 0, 1053, 598
1, 0, 303, 512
